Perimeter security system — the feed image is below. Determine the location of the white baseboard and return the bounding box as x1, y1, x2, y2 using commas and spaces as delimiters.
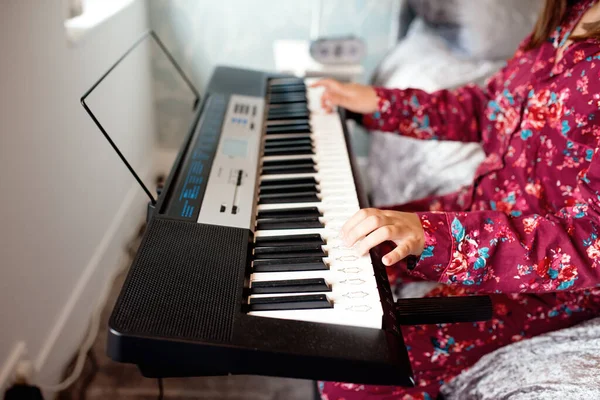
25, 147, 194, 393
32, 165, 152, 392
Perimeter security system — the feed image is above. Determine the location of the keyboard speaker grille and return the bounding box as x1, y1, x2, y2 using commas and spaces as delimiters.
110, 218, 249, 343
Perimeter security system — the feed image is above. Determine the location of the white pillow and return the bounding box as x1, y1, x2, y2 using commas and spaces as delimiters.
368, 20, 492, 206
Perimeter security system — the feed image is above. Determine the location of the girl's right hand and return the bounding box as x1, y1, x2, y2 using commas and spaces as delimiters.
311, 79, 380, 115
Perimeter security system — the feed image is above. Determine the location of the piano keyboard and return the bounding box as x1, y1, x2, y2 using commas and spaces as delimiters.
248, 78, 383, 329
107, 66, 416, 386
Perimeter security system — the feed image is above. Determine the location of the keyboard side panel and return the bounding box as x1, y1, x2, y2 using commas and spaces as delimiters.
108, 217, 250, 344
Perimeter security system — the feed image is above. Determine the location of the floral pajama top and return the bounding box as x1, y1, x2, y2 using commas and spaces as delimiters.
363, 0, 600, 298
321, 2, 600, 399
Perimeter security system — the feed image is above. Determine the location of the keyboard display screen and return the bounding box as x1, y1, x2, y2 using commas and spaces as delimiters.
222, 138, 248, 158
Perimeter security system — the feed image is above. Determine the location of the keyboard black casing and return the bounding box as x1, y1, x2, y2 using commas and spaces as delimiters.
107, 66, 414, 386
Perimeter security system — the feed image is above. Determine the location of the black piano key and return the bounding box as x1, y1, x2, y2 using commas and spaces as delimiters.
269, 92, 306, 100
249, 294, 332, 311
260, 165, 316, 175
269, 96, 307, 103
253, 257, 328, 272
260, 177, 317, 187
266, 119, 310, 126
259, 192, 320, 205
268, 108, 309, 117
259, 183, 317, 194
267, 108, 310, 116
269, 98, 307, 105
267, 112, 310, 121
253, 250, 327, 260
264, 142, 314, 150
250, 278, 331, 294
268, 101, 307, 109
254, 243, 324, 255
265, 140, 313, 150
256, 216, 324, 230
257, 207, 322, 219
268, 106, 308, 114
263, 146, 314, 157
254, 233, 325, 247
268, 88, 306, 96
266, 124, 311, 134
268, 84, 306, 93
262, 157, 314, 167
265, 135, 313, 148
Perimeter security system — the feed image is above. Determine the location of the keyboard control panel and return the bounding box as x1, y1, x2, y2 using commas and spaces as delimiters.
196, 95, 265, 229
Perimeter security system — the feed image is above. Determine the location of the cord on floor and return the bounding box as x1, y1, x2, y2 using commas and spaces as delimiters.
77, 349, 99, 400
157, 378, 164, 400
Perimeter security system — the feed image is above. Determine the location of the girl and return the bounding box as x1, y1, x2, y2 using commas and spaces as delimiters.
316, 0, 600, 398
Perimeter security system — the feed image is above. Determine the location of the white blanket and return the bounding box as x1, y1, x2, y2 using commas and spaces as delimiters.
441, 317, 600, 399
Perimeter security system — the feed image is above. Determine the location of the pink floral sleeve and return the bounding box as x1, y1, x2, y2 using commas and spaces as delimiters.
406, 148, 600, 293
362, 83, 497, 143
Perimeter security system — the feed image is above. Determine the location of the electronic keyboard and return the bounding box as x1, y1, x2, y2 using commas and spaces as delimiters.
106, 66, 492, 386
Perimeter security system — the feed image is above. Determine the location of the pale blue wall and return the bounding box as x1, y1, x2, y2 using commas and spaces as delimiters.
148, 0, 397, 148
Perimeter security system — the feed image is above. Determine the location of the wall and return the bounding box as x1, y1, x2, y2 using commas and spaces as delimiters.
148, 0, 398, 148
0, 0, 156, 391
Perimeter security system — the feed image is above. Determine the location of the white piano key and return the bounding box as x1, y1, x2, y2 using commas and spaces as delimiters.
257, 202, 360, 213
249, 303, 383, 329
249, 285, 381, 305
251, 272, 378, 287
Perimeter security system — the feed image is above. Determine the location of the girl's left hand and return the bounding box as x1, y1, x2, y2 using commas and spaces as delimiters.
340, 208, 425, 266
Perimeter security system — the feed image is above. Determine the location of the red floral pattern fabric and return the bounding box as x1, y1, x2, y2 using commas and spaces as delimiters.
321, 1, 600, 398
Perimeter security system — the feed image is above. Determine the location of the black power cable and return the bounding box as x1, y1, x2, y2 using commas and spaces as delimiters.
157, 378, 164, 400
